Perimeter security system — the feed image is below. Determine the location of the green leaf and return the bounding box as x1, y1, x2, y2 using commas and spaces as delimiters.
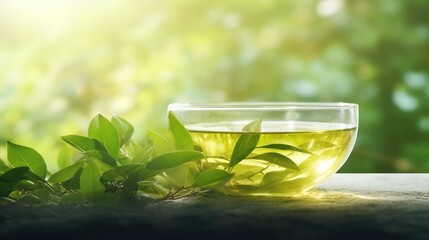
61, 135, 107, 153
233, 165, 265, 180
24, 171, 47, 184
132, 146, 154, 164
101, 163, 148, 182
146, 130, 175, 155
111, 115, 134, 146
250, 152, 300, 171
229, 119, 262, 168
146, 150, 205, 170
6, 141, 47, 179
85, 150, 116, 167
88, 114, 121, 159
0, 159, 11, 173
168, 112, 194, 150
57, 145, 73, 170
0, 167, 29, 182
49, 161, 85, 183
257, 144, 312, 154
80, 161, 105, 200
261, 171, 288, 186
62, 167, 83, 190
243, 119, 262, 132
192, 169, 233, 188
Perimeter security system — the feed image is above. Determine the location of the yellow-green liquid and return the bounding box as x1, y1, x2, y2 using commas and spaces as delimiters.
188, 121, 357, 196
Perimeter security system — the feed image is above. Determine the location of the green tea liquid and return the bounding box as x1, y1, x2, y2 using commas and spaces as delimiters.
188, 121, 357, 196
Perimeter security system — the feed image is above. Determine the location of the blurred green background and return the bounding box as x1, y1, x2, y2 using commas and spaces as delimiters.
0, 0, 428, 173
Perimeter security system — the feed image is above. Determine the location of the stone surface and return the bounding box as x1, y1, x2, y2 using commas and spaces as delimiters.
1, 174, 429, 240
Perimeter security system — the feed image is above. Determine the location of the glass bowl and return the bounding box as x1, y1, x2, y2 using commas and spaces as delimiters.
168, 102, 358, 196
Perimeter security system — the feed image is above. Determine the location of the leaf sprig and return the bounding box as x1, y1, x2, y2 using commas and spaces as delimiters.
0, 113, 311, 205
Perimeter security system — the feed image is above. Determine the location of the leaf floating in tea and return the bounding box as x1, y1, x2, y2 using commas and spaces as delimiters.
168, 112, 194, 150
250, 152, 300, 171
229, 119, 262, 168
257, 144, 312, 154
242, 118, 262, 132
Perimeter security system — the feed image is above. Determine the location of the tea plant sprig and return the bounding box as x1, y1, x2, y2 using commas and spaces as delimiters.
0, 114, 229, 205
0, 113, 311, 205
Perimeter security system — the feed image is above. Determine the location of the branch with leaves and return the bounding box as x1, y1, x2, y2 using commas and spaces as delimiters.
0, 113, 310, 205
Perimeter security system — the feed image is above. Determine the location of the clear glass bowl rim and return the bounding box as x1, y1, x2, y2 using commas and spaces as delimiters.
168, 102, 359, 111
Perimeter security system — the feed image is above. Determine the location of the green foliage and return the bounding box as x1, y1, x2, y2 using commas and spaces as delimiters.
0, 114, 326, 205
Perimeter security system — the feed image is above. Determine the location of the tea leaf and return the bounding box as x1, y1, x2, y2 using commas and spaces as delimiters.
61, 135, 107, 153
257, 144, 312, 154
146, 130, 175, 155
85, 150, 117, 167
24, 171, 47, 184
0, 167, 29, 182
168, 112, 194, 150
62, 165, 83, 190
233, 166, 265, 180
229, 119, 262, 168
132, 146, 154, 164
57, 145, 73, 170
111, 115, 134, 146
260, 170, 289, 186
49, 161, 85, 183
250, 152, 300, 171
0, 159, 10, 173
192, 169, 233, 188
146, 150, 205, 170
121, 139, 143, 159
88, 114, 120, 159
6, 141, 47, 179
80, 161, 105, 200
101, 163, 149, 182
243, 119, 262, 132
